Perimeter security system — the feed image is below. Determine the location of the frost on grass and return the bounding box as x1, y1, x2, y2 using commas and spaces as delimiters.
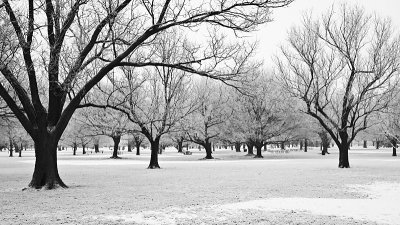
92, 182, 399, 225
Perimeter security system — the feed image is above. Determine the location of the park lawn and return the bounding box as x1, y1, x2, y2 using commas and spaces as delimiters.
0, 147, 399, 224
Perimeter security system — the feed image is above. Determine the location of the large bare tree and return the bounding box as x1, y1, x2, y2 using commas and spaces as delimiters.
0, 0, 293, 189
276, 4, 400, 168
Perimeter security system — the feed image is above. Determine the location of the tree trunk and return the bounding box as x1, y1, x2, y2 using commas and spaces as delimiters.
300, 140, 303, 150
363, 140, 367, 148
338, 143, 350, 168
127, 143, 132, 152
82, 145, 86, 154
18, 143, 22, 157
254, 144, 263, 158
28, 134, 67, 189
111, 136, 121, 159
73, 143, 77, 156
280, 142, 285, 150
204, 142, 213, 159
246, 143, 254, 156
177, 140, 183, 153
9, 139, 13, 157
94, 144, 99, 153
136, 143, 140, 156
322, 143, 330, 155
234, 142, 241, 152
148, 137, 160, 169
304, 139, 308, 152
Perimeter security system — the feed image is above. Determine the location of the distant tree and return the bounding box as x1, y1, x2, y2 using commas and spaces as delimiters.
79, 108, 129, 159
185, 81, 231, 159
277, 4, 400, 168
235, 72, 299, 158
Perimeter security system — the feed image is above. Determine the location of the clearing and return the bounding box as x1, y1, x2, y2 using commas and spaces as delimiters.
1, 147, 399, 224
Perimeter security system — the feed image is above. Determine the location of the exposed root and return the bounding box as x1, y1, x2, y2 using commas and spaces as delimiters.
110, 156, 122, 159
338, 164, 350, 168
25, 180, 68, 191
147, 165, 161, 169
199, 156, 214, 160
253, 155, 264, 158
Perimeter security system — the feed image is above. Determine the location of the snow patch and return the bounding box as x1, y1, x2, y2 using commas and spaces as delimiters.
92, 182, 400, 225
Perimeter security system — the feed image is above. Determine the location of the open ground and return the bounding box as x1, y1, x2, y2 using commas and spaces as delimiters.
1, 147, 400, 225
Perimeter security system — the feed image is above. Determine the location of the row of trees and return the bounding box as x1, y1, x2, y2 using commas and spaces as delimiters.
1, 1, 400, 190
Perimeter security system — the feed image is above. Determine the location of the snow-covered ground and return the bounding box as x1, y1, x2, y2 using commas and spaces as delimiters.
1, 147, 399, 224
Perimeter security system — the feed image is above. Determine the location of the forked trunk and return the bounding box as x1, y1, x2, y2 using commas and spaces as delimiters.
148, 137, 160, 169
111, 136, 121, 159
204, 142, 213, 159
28, 134, 67, 189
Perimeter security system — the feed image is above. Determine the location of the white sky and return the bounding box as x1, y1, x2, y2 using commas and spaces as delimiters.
254, 0, 400, 63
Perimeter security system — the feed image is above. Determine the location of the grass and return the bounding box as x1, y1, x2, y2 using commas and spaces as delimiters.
0, 146, 399, 224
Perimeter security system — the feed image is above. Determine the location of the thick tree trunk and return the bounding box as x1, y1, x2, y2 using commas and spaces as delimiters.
254, 145, 263, 158
363, 140, 367, 148
280, 142, 285, 150
204, 142, 213, 159
82, 145, 86, 154
300, 140, 303, 150
234, 142, 241, 152
338, 143, 350, 168
127, 143, 132, 152
392, 147, 397, 156
111, 136, 121, 159
94, 144, 99, 153
148, 137, 160, 169
28, 134, 67, 189
245, 143, 254, 156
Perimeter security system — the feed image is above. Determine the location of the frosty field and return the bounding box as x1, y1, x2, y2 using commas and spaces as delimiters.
1, 147, 400, 225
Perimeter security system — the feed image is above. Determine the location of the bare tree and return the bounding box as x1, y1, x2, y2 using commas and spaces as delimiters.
184, 80, 231, 159
233, 72, 298, 158
277, 4, 400, 168
78, 108, 130, 159
0, 0, 293, 188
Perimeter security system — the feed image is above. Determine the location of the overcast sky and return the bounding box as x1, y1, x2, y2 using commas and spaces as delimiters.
255, 0, 400, 63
